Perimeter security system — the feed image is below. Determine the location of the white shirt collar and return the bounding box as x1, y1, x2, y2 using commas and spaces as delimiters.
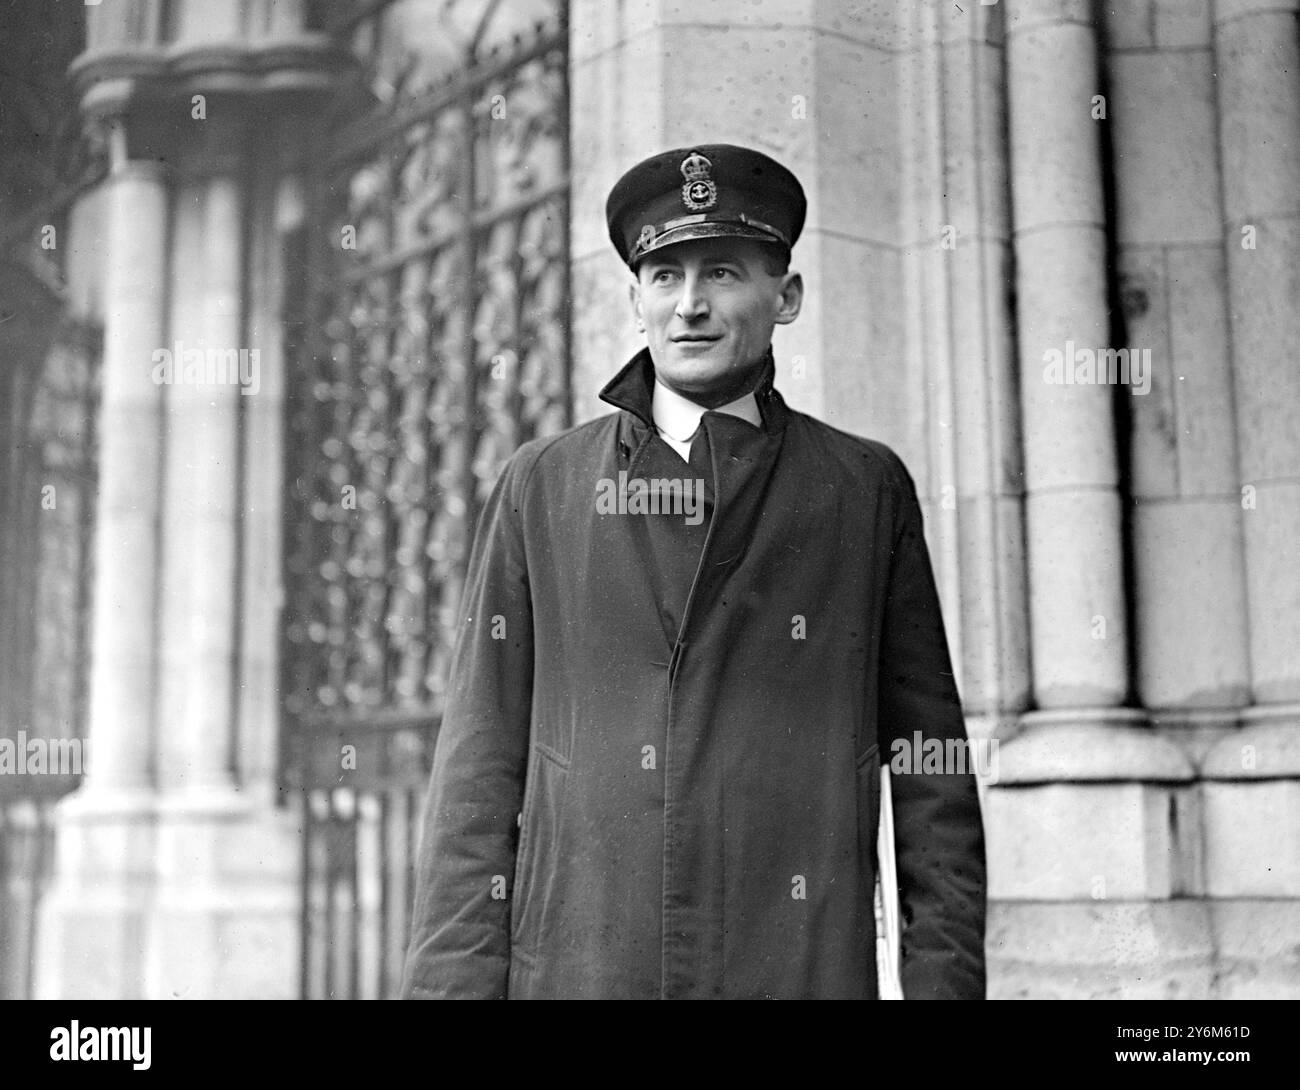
651, 379, 762, 461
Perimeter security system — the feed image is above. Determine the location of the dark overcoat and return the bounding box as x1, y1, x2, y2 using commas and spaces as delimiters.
402, 348, 986, 999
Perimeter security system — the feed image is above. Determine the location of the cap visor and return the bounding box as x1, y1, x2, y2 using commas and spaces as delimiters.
632, 222, 785, 265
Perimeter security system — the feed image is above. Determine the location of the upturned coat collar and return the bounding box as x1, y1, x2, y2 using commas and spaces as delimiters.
598, 346, 789, 456
597, 346, 791, 616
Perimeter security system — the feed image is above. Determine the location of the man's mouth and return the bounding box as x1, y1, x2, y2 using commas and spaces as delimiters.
670, 334, 722, 344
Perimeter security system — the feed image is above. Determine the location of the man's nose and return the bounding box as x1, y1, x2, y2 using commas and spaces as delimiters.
674, 274, 709, 320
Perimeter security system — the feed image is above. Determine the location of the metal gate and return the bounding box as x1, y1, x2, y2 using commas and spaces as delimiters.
0, 0, 101, 998
0, 316, 100, 999
282, 0, 570, 999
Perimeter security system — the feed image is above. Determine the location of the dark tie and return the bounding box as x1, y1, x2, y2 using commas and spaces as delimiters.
687, 423, 714, 510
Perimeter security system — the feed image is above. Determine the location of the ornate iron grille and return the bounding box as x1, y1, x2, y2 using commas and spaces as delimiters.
0, 318, 101, 1000
282, 0, 570, 999
0, 0, 101, 998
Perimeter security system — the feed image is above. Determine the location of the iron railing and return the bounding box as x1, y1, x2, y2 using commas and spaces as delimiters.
0, 317, 100, 999
290, 711, 437, 999
0, 785, 74, 1000
282, 0, 570, 998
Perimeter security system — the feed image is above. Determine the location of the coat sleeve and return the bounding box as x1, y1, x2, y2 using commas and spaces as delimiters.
876, 456, 987, 1000
400, 452, 535, 999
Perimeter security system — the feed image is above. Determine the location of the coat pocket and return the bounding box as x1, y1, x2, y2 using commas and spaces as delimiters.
510, 743, 568, 956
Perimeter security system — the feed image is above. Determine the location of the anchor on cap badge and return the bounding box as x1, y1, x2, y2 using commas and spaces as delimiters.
679, 151, 718, 211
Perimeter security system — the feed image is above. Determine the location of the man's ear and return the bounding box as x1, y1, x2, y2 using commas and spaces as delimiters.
628, 276, 645, 329
774, 270, 803, 325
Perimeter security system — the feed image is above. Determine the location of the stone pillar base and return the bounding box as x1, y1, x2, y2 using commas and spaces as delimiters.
985, 709, 1204, 997
1201, 707, 1300, 901
988, 900, 1214, 999
989, 899, 1300, 999
988, 708, 1197, 894
1211, 899, 1300, 999
37, 786, 300, 999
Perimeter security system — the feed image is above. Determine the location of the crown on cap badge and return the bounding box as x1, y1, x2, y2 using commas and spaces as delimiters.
679, 151, 718, 211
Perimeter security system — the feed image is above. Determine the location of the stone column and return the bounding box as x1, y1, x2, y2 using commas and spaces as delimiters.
236, 134, 307, 803
896, 0, 1030, 740
36, 140, 170, 999
82, 150, 169, 793
1006, 0, 1127, 711
1106, 2, 1251, 729
1213, 0, 1300, 706
988, 0, 1202, 998
1200, 0, 1300, 998
156, 145, 245, 795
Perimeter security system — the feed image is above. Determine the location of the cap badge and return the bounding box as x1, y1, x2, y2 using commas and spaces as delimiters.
680, 151, 718, 212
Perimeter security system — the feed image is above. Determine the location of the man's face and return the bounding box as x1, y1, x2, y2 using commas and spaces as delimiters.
630, 237, 802, 408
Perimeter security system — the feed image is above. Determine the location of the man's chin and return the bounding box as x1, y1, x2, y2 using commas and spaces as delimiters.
659, 350, 730, 384
660, 372, 729, 400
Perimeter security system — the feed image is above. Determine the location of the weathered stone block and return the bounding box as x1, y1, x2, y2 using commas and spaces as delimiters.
988, 899, 1214, 999
1132, 500, 1251, 709
1203, 780, 1300, 897
1210, 899, 1300, 999
1024, 491, 1127, 706
1109, 51, 1220, 245
1154, 0, 1211, 49
1007, 21, 1104, 230
987, 781, 1182, 900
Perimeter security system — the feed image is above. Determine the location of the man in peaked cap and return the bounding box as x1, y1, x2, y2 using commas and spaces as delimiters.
402, 144, 987, 1000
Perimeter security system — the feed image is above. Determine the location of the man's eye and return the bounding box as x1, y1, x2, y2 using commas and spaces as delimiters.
709, 267, 736, 280
651, 269, 677, 284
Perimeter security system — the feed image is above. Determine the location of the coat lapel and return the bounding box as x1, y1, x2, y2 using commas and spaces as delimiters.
599, 348, 791, 649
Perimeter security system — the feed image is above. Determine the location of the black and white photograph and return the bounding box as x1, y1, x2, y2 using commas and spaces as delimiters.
0, 0, 1295, 1061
